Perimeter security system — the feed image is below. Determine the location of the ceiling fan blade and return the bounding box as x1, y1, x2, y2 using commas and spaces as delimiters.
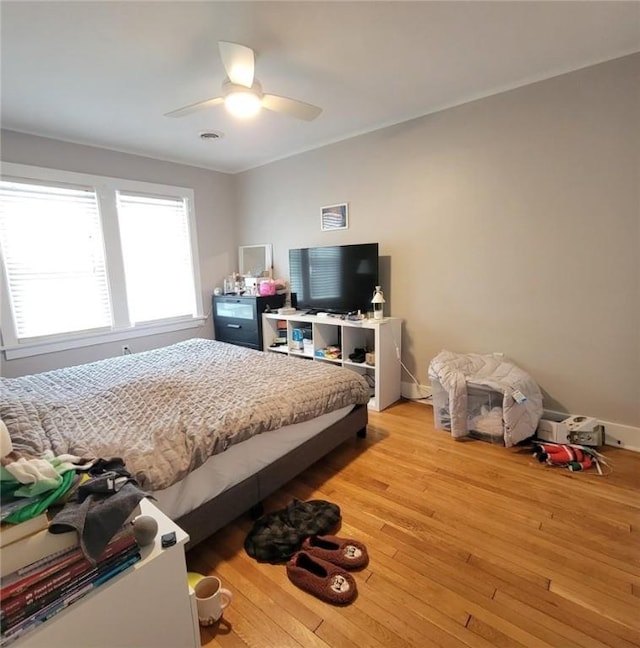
164, 97, 224, 118
262, 94, 322, 121
219, 41, 254, 88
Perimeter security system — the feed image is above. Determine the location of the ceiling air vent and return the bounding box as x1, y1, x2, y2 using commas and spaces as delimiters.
199, 131, 223, 140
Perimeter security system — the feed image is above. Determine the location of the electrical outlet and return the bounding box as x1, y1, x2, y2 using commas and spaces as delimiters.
122, 345, 131, 355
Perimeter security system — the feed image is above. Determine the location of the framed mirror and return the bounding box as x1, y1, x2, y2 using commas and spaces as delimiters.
239, 244, 272, 277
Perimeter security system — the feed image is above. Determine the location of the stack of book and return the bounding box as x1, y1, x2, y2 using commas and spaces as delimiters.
0, 520, 140, 645
276, 320, 288, 339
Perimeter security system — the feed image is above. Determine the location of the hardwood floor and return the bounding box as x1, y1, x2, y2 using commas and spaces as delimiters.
186, 400, 640, 648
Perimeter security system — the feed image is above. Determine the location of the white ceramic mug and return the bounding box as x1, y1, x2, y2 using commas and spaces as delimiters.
194, 576, 232, 626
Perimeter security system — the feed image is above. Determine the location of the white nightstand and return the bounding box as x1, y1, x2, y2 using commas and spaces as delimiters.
11, 499, 199, 648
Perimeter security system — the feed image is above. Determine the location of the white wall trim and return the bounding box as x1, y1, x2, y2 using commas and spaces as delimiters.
601, 420, 640, 453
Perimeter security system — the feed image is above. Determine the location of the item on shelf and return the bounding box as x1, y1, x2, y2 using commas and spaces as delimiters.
371, 286, 385, 320
243, 276, 258, 295
316, 346, 341, 360
348, 348, 366, 363
291, 329, 304, 350
258, 279, 277, 296
365, 352, 375, 366
223, 275, 236, 295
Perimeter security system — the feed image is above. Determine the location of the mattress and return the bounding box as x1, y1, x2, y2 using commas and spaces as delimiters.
152, 405, 353, 519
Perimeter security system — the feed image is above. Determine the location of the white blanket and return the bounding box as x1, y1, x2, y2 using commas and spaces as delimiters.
428, 349, 543, 446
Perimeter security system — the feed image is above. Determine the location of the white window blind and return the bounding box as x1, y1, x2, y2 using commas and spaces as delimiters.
0, 180, 112, 339
116, 192, 197, 324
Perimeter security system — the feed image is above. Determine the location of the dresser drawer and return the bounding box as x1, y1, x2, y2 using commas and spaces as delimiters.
212, 294, 285, 351
213, 298, 257, 320
214, 317, 259, 348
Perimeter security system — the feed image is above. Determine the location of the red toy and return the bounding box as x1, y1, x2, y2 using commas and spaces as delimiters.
533, 442, 599, 472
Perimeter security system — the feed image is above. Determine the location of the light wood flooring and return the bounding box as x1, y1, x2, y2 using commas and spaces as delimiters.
186, 399, 640, 648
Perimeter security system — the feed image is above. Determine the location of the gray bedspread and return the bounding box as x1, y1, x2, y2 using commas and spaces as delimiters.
0, 339, 370, 490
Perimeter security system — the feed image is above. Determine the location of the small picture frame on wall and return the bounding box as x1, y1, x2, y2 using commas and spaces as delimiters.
321, 203, 349, 231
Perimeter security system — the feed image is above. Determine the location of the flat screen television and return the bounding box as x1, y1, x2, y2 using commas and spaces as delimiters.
288, 243, 379, 314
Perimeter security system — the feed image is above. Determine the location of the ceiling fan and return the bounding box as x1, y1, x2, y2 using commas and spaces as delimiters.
165, 42, 322, 121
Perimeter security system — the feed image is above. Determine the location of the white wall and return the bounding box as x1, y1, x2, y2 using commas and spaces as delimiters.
236, 54, 640, 428
0, 131, 237, 375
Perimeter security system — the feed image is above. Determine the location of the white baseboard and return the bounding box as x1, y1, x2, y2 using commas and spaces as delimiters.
543, 409, 640, 453
601, 421, 640, 453
401, 381, 432, 400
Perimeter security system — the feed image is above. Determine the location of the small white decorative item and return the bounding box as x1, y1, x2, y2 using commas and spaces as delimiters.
371, 286, 385, 320
321, 203, 348, 231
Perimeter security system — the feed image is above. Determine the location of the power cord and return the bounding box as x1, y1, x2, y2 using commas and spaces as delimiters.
391, 335, 432, 401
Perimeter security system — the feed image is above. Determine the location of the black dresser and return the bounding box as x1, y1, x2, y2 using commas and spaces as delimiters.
212, 294, 285, 351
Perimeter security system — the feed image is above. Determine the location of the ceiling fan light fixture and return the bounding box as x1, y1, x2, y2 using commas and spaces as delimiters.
222, 80, 263, 119
166, 45, 322, 122
224, 90, 262, 118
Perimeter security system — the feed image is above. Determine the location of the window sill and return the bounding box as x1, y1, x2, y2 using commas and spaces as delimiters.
2, 317, 208, 360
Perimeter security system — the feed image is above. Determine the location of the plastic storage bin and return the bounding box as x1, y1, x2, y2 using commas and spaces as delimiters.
431, 379, 505, 445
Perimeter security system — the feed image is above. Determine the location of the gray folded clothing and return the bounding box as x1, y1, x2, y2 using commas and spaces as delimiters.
50, 481, 149, 562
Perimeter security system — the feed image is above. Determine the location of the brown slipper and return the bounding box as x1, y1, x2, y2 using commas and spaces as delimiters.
286, 550, 357, 605
302, 535, 369, 570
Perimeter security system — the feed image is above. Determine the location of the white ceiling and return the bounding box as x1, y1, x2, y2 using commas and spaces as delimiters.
2, 1, 639, 174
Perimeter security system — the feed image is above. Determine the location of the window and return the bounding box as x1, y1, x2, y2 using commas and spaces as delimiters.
117, 192, 197, 324
0, 181, 111, 339
0, 163, 203, 358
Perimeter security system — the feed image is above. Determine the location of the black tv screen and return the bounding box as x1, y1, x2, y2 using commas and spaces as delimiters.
288, 243, 379, 314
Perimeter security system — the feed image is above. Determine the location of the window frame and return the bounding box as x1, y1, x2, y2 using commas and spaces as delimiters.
0, 163, 205, 360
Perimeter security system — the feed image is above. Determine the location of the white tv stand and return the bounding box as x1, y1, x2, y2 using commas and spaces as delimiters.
263, 313, 402, 411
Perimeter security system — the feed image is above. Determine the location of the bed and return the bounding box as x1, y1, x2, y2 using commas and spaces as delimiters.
0, 338, 370, 548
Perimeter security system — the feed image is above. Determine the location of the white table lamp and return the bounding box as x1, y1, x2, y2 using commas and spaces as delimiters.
371, 286, 385, 320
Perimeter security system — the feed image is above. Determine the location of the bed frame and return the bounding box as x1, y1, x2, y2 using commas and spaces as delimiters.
175, 403, 368, 549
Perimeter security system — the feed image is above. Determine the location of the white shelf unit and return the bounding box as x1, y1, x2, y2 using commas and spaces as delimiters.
263, 313, 402, 411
